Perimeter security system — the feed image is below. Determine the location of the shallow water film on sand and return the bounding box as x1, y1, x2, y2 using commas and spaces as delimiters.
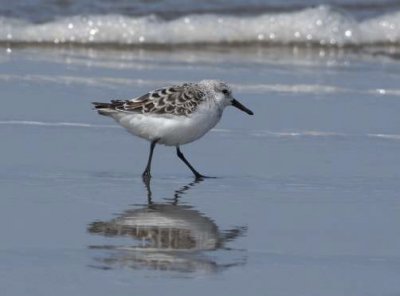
2, 1, 400, 295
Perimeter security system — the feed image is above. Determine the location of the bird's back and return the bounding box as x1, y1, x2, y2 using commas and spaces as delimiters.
92, 83, 207, 117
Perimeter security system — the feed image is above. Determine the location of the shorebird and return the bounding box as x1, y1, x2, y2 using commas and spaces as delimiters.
92, 80, 253, 180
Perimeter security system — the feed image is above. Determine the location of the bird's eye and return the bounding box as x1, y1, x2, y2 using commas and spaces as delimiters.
222, 89, 229, 95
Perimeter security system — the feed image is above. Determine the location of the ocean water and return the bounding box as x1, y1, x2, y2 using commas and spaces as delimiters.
2, 1, 400, 296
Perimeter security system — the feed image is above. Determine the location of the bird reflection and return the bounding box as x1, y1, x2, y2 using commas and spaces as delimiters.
87, 178, 247, 273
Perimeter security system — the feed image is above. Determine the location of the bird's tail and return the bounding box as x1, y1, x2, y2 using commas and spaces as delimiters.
92, 102, 115, 116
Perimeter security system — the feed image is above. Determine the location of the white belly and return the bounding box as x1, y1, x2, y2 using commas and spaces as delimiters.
113, 108, 222, 146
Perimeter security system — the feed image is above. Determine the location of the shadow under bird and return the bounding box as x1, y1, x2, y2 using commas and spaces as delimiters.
92, 80, 253, 179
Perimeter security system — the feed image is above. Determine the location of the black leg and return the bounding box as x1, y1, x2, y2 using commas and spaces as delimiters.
176, 146, 206, 179
142, 139, 158, 181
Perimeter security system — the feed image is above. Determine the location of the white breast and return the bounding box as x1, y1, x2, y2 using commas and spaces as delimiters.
113, 104, 223, 146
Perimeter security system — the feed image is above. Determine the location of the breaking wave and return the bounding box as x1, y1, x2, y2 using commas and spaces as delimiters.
1, 6, 400, 47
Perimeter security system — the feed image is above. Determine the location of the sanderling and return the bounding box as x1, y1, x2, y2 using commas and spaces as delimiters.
92, 80, 253, 180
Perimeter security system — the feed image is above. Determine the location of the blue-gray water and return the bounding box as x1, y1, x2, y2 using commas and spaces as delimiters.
1, 0, 399, 22
1, 45, 400, 295
2, 0, 400, 292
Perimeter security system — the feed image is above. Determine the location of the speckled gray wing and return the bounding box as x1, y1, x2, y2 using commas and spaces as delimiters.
99, 84, 206, 116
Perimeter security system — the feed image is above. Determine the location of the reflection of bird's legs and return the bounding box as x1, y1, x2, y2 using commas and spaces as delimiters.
143, 176, 153, 205
142, 172, 204, 205
172, 178, 203, 205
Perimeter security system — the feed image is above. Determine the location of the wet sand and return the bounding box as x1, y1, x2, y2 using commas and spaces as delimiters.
1, 46, 400, 295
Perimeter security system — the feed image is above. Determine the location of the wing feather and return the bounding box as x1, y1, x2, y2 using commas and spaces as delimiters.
95, 84, 206, 116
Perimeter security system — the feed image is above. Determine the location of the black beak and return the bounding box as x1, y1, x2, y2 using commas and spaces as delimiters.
231, 99, 254, 115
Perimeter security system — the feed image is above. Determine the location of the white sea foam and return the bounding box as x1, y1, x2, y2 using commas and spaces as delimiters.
2, 74, 400, 97
3, 120, 400, 142
368, 133, 400, 140
249, 130, 347, 138
0, 120, 117, 128
233, 83, 348, 94
0, 74, 181, 90
1, 6, 400, 46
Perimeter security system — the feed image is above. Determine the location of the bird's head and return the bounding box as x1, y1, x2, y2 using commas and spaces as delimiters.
200, 80, 254, 115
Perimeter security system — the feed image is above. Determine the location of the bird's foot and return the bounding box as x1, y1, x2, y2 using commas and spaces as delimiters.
194, 173, 216, 180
